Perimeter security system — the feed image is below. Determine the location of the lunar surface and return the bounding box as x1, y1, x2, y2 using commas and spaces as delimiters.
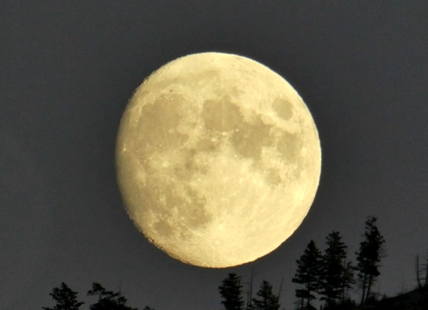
116, 52, 321, 268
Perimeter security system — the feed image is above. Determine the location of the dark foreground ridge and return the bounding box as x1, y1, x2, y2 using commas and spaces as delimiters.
367, 286, 428, 310
41, 216, 428, 310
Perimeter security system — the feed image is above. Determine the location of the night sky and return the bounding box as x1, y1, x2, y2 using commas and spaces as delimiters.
1, 2, 428, 309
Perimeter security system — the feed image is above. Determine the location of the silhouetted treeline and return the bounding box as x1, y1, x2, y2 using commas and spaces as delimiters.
43, 216, 428, 310
218, 273, 280, 310
217, 216, 386, 310
42, 282, 154, 310
290, 216, 385, 309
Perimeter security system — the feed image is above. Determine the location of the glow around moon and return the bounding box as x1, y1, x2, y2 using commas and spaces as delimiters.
116, 52, 321, 268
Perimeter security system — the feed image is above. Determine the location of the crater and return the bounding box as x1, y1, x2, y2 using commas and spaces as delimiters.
265, 168, 282, 186
277, 132, 303, 164
153, 219, 174, 238
135, 94, 188, 152
148, 180, 212, 239
195, 69, 221, 84
272, 97, 293, 120
202, 97, 242, 132
194, 134, 222, 153
230, 117, 272, 160
174, 148, 209, 178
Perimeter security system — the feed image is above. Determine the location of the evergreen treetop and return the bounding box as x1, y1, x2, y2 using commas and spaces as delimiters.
42, 282, 84, 310
219, 273, 245, 310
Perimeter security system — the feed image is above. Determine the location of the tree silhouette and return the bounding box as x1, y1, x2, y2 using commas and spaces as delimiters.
87, 282, 138, 310
252, 280, 280, 310
415, 251, 428, 289
292, 240, 322, 310
219, 273, 245, 310
245, 268, 256, 310
340, 261, 355, 302
355, 216, 385, 306
319, 231, 354, 308
42, 282, 84, 310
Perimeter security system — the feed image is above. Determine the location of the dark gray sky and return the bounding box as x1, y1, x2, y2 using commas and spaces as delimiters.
1, 1, 428, 309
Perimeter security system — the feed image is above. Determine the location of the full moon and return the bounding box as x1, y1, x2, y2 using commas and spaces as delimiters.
116, 52, 321, 268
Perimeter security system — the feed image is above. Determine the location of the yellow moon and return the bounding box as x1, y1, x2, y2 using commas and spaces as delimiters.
116, 52, 321, 268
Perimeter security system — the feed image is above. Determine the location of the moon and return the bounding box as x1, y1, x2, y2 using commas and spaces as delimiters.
116, 52, 321, 268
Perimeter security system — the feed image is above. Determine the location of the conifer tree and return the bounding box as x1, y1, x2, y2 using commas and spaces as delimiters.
87, 282, 138, 310
219, 273, 245, 310
340, 261, 355, 302
292, 240, 322, 309
355, 216, 385, 306
245, 269, 256, 310
42, 282, 84, 310
319, 231, 354, 308
252, 280, 280, 310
